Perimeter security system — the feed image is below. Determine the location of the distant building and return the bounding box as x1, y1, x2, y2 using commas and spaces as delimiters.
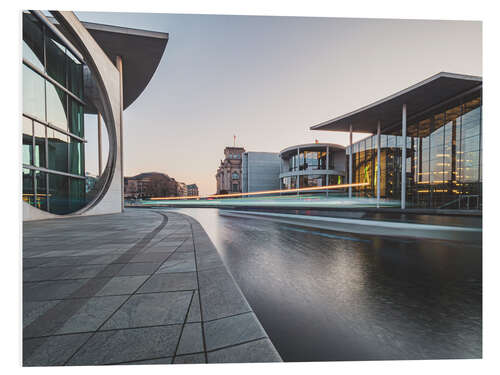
124, 172, 181, 198
124, 176, 152, 199
177, 182, 187, 197
187, 184, 199, 196
85, 173, 98, 193
242, 152, 281, 193
216, 147, 245, 194
279, 143, 346, 193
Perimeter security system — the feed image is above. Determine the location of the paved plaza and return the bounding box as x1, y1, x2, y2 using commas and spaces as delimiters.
22, 209, 281, 366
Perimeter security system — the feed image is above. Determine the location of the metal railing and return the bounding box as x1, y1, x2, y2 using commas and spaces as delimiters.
439, 195, 481, 210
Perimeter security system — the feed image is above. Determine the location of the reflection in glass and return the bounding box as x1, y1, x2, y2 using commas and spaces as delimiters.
48, 173, 69, 214
46, 81, 68, 130
35, 170, 48, 211
300, 174, 324, 188
22, 13, 44, 70
69, 178, 85, 211
46, 32, 67, 86
68, 51, 83, 98
69, 139, 84, 176
23, 65, 46, 121
23, 168, 35, 206
69, 99, 84, 137
34, 122, 46, 168
23, 117, 33, 165
47, 128, 68, 173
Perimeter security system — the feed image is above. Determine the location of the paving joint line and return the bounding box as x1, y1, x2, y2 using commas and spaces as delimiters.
188, 217, 209, 364
61, 212, 181, 365
171, 290, 196, 363
23, 212, 170, 347
203, 310, 254, 324
24, 288, 199, 304
206, 337, 269, 354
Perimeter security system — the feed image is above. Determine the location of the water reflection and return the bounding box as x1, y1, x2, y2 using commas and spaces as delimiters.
175, 208, 482, 361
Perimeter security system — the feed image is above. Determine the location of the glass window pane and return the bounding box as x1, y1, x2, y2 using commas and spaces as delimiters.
48, 173, 69, 214
23, 117, 33, 165
47, 128, 68, 173
35, 170, 48, 211
69, 178, 85, 211
23, 168, 35, 206
462, 151, 480, 182
462, 135, 480, 153
23, 13, 44, 70
380, 135, 387, 148
68, 51, 83, 98
387, 135, 395, 147
46, 32, 67, 87
69, 99, 84, 137
69, 139, 84, 176
46, 81, 68, 131
34, 122, 46, 168
23, 65, 45, 121
462, 106, 481, 139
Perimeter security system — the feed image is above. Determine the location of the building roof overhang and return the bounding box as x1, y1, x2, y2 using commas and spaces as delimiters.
81, 21, 168, 110
280, 143, 345, 155
310, 72, 482, 134
49, 16, 168, 111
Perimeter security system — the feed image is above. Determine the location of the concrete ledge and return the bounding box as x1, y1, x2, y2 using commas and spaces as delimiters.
23, 209, 281, 365
219, 210, 482, 242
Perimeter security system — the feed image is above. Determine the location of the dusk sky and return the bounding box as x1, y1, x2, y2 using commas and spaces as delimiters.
76, 12, 482, 196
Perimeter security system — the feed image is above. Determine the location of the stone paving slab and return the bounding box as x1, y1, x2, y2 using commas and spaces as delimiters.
207, 338, 283, 363
204, 312, 268, 351
67, 325, 183, 365
23, 208, 281, 366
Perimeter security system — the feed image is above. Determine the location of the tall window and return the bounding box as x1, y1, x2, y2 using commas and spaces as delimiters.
232, 172, 239, 180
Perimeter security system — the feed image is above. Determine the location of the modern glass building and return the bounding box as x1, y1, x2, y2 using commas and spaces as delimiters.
311, 72, 482, 210
279, 143, 346, 193
23, 12, 86, 214
22, 11, 168, 220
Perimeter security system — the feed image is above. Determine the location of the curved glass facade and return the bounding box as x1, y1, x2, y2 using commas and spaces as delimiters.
286, 149, 336, 172
347, 92, 482, 209
22, 12, 104, 215
280, 145, 346, 193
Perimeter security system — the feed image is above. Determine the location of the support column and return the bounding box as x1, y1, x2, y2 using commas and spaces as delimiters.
376, 121, 381, 208
349, 124, 353, 199
97, 112, 103, 176
326, 146, 329, 197
297, 147, 300, 196
279, 155, 283, 196
115, 56, 124, 211
401, 104, 407, 210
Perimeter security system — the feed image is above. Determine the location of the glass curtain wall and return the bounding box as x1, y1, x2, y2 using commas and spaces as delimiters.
287, 149, 334, 171
22, 12, 86, 214
281, 147, 345, 193
347, 92, 482, 209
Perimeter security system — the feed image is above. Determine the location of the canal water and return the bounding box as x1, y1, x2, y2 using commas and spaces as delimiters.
175, 208, 482, 361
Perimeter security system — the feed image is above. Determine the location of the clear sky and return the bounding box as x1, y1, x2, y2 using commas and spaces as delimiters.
76, 11, 481, 196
